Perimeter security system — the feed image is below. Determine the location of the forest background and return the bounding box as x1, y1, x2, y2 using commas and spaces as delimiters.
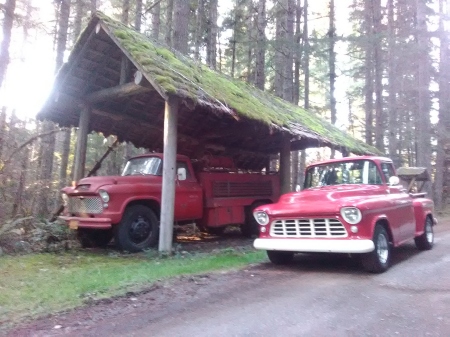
1, 0, 449, 227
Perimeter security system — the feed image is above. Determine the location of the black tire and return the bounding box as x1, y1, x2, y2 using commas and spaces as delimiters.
204, 226, 226, 235
77, 228, 113, 248
360, 224, 391, 273
267, 250, 294, 265
241, 201, 268, 238
415, 216, 434, 251
115, 205, 159, 252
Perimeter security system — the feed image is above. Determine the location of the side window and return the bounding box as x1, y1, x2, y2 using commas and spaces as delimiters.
380, 162, 395, 183
368, 161, 382, 185
176, 161, 191, 180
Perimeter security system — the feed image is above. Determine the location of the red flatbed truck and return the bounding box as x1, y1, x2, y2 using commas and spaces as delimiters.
59, 153, 280, 251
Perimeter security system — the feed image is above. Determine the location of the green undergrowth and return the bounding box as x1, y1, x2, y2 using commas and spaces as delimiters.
0, 248, 266, 329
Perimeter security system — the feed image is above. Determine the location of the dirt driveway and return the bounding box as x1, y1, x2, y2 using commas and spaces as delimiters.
6, 219, 450, 336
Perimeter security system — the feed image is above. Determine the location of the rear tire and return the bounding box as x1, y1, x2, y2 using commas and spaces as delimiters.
267, 250, 294, 265
115, 205, 159, 252
415, 216, 434, 251
204, 226, 226, 235
360, 224, 391, 273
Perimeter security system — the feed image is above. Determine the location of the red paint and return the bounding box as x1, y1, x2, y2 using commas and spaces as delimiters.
254, 156, 435, 252
60, 153, 280, 234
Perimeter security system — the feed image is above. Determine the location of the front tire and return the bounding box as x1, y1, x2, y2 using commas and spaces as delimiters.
415, 216, 434, 251
267, 250, 294, 265
360, 224, 391, 273
115, 205, 159, 252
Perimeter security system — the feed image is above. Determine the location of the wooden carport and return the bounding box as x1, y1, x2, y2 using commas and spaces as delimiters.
38, 12, 377, 252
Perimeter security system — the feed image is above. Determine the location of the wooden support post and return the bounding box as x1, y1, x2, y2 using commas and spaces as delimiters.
279, 136, 291, 194
158, 96, 179, 253
73, 105, 91, 182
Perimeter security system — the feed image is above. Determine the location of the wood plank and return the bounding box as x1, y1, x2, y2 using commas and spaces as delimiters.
159, 96, 179, 253
85, 82, 151, 104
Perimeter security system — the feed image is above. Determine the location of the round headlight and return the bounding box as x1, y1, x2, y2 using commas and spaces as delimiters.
98, 189, 110, 203
340, 207, 362, 225
61, 193, 69, 206
253, 211, 269, 226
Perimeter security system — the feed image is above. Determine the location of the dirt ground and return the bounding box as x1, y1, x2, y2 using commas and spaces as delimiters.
5, 216, 450, 336
3, 226, 259, 336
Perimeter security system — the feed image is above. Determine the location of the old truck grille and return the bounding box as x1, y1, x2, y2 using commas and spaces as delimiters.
67, 196, 103, 214
270, 218, 348, 238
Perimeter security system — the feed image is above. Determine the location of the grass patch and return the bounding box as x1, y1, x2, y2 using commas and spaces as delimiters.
0, 249, 265, 327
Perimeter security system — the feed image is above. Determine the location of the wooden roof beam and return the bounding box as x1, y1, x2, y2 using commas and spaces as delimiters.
84, 71, 151, 104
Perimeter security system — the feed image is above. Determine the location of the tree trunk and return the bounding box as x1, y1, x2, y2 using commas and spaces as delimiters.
194, 0, 205, 61
173, 0, 190, 54
0, 106, 6, 159
135, 0, 143, 31
373, 0, 384, 152
293, 0, 302, 105
151, 0, 161, 40
122, 0, 130, 25
274, 0, 287, 98
0, 0, 16, 89
206, 0, 218, 69
300, 0, 310, 187
73, 0, 84, 42
246, 2, 254, 83
254, 0, 266, 90
35, 0, 71, 216
90, 0, 97, 14
364, 0, 374, 146
415, 0, 432, 196
328, 0, 336, 158
435, 0, 450, 210
165, 0, 174, 47
387, 0, 400, 167
283, 0, 295, 102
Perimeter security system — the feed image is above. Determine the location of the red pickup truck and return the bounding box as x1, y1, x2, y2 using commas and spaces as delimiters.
60, 153, 280, 252
253, 156, 437, 273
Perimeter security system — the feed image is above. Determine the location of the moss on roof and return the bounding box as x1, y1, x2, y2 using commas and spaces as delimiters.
95, 12, 378, 155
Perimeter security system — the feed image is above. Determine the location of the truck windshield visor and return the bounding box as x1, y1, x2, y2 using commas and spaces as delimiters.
304, 160, 382, 188
121, 157, 162, 176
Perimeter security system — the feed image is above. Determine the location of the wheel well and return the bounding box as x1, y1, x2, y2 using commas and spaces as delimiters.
252, 199, 273, 207
125, 200, 160, 218
375, 219, 393, 243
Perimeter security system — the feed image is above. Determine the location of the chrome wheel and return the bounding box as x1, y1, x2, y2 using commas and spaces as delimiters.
425, 220, 433, 244
376, 232, 389, 264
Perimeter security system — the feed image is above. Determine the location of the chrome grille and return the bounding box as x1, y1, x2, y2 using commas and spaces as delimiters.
67, 196, 103, 214
270, 218, 347, 238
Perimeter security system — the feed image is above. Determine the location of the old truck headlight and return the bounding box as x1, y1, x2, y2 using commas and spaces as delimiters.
98, 189, 110, 203
254, 211, 269, 226
61, 193, 69, 206
340, 207, 362, 225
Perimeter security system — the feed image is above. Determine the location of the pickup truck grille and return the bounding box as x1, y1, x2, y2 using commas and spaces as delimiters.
67, 196, 103, 214
270, 218, 348, 238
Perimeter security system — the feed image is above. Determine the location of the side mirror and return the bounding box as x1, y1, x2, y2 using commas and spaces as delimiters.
177, 167, 187, 181
388, 176, 400, 186
295, 184, 301, 192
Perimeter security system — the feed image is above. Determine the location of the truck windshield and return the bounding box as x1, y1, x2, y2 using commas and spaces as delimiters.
304, 160, 382, 189
121, 157, 162, 176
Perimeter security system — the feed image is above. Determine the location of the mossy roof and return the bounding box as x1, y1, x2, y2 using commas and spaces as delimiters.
93, 12, 378, 155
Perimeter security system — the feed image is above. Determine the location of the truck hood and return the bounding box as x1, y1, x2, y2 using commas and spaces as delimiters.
259, 184, 386, 216
64, 175, 162, 194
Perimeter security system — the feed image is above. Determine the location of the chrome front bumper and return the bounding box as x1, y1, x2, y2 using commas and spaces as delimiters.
254, 238, 375, 254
